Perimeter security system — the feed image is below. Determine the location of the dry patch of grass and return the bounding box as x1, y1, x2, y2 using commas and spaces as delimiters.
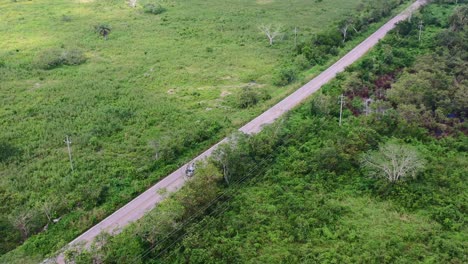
256, 0, 274, 4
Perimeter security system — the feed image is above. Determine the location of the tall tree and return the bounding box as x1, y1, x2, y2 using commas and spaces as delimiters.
449, 5, 467, 32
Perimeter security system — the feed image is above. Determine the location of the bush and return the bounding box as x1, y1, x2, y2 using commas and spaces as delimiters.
34, 48, 64, 69
294, 54, 311, 70
61, 49, 87, 65
34, 48, 86, 69
238, 87, 259, 108
273, 66, 298, 86
61, 15, 72, 22
143, 3, 165, 15
94, 23, 111, 40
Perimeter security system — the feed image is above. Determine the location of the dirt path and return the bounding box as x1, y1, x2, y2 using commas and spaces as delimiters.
52, 1, 427, 262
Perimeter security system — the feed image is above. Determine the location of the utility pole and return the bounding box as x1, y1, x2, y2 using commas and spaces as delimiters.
64, 136, 74, 171
418, 20, 423, 42
365, 98, 373, 116
339, 94, 345, 126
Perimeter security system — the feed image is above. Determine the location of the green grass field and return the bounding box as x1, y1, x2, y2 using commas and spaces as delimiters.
1, 0, 370, 256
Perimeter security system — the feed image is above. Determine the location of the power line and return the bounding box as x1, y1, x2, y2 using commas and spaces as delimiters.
130, 144, 284, 263
132, 121, 325, 263
146, 133, 319, 263
126, 109, 329, 263
129, 129, 302, 263
148, 156, 276, 263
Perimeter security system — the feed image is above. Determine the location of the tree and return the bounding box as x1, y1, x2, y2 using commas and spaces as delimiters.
361, 141, 425, 183
418, 20, 424, 42
259, 24, 283, 46
448, 5, 467, 32
340, 18, 358, 43
41, 199, 58, 223
94, 24, 112, 40
9, 210, 36, 241
212, 133, 248, 185
178, 162, 222, 216
149, 140, 161, 160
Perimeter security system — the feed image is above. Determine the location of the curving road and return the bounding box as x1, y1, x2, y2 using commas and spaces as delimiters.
54, 0, 427, 262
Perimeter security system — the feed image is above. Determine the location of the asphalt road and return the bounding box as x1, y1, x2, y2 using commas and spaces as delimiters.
53, 0, 427, 262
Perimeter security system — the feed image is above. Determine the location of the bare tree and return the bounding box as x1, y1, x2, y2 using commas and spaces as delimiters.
340, 23, 350, 43
361, 142, 425, 183
42, 201, 55, 223
340, 18, 358, 43
212, 133, 246, 185
213, 144, 233, 185
449, 5, 468, 32
259, 24, 283, 46
418, 20, 424, 42
128, 0, 137, 8
10, 210, 34, 241
149, 140, 161, 160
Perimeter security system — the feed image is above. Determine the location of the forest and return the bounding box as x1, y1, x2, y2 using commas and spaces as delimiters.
50, 1, 466, 263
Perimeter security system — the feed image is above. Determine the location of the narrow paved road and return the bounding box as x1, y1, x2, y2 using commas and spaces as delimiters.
54, 0, 426, 262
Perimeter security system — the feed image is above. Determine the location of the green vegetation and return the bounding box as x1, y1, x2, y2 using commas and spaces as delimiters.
0, 0, 415, 261
143, 3, 165, 15
56, 2, 467, 263
34, 48, 87, 69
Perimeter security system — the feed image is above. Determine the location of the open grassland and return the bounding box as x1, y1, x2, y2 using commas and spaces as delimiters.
0, 0, 370, 257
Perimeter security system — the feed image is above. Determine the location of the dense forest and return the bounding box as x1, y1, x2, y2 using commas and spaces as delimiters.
53, 2, 467, 264
1, 0, 417, 262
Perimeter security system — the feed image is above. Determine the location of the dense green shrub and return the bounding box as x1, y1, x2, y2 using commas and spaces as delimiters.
143, 3, 165, 15
0, 142, 19, 163
34, 48, 64, 69
34, 48, 86, 69
294, 54, 311, 70
273, 66, 298, 86
62, 49, 87, 65
238, 87, 259, 108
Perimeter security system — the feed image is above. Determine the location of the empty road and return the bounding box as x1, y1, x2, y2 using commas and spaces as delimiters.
54, 0, 427, 262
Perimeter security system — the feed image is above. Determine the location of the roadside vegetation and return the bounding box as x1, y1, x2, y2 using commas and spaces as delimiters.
54, 2, 467, 263
0, 0, 422, 262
